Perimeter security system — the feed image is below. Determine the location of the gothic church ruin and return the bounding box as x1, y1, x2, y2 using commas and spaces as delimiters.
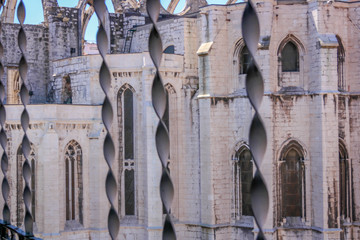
0, 0, 360, 239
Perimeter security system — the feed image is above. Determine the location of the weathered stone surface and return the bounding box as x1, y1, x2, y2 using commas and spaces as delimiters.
0, 0, 359, 239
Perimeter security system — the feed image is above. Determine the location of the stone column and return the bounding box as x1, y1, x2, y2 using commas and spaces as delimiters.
38, 122, 60, 235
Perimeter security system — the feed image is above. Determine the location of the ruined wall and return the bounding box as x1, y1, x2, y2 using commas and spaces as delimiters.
47, 7, 79, 60
1, 23, 49, 103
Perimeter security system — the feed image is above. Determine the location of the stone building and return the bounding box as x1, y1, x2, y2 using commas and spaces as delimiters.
0, 0, 359, 239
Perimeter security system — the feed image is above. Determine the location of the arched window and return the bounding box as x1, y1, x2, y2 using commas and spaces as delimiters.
65, 140, 83, 224
337, 36, 345, 91
280, 146, 305, 219
339, 142, 351, 221
234, 145, 253, 218
281, 42, 299, 72
164, 45, 175, 54
117, 84, 136, 217
16, 144, 36, 227
63, 75, 72, 104
162, 83, 177, 214
239, 46, 251, 75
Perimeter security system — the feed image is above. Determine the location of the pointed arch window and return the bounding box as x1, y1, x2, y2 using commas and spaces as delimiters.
339, 142, 351, 221
162, 83, 177, 214
280, 147, 305, 219
117, 84, 136, 217
281, 42, 299, 72
16, 144, 36, 227
239, 46, 251, 75
234, 145, 253, 218
337, 36, 345, 91
65, 140, 83, 224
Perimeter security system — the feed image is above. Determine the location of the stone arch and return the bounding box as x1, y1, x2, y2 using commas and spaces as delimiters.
117, 83, 136, 217
339, 138, 352, 222
277, 34, 306, 56
77, 0, 96, 55
336, 35, 346, 91
278, 139, 307, 225
277, 34, 306, 88
16, 143, 36, 227
232, 38, 250, 91
232, 143, 253, 220
64, 140, 83, 225
1, 0, 19, 23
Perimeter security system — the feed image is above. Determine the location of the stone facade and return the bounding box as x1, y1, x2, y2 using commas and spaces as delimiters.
0, 0, 359, 239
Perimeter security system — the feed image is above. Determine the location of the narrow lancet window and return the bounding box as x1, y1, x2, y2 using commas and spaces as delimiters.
65, 140, 83, 224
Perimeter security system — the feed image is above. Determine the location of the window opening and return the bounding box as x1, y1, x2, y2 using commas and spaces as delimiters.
164, 45, 175, 54
339, 143, 350, 220
118, 87, 136, 216
239, 46, 251, 74
63, 75, 72, 104
337, 36, 345, 91
65, 140, 83, 224
281, 149, 303, 218
234, 146, 253, 217
281, 42, 299, 72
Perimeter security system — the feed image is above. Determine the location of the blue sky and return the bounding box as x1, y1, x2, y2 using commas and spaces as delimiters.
1, 0, 239, 41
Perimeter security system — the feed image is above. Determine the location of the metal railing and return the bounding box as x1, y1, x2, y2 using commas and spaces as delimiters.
0, 220, 41, 240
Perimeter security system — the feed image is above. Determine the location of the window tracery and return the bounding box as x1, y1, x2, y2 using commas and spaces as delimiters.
339, 141, 351, 222
65, 140, 83, 224
117, 84, 136, 217
233, 145, 253, 219
279, 141, 306, 223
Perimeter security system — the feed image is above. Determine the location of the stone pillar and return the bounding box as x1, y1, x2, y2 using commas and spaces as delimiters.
38, 122, 60, 235
88, 123, 108, 230
142, 65, 162, 239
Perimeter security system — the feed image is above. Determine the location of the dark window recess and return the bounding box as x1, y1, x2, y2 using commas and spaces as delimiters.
63, 76, 72, 104
65, 158, 70, 220
70, 48, 76, 54
281, 42, 299, 72
239, 149, 253, 216
339, 145, 350, 220
163, 93, 169, 131
281, 149, 302, 217
239, 46, 252, 74
31, 158, 36, 221
65, 141, 83, 223
163, 45, 175, 54
124, 89, 134, 159
125, 169, 135, 215
337, 36, 345, 91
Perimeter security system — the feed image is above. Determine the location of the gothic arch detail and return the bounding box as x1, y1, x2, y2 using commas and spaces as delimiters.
278, 140, 306, 224
233, 144, 253, 219
232, 38, 250, 90
277, 34, 306, 88
117, 83, 136, 217
339, 139, 352, 222
336, 36, 346, 91
64, 140, 83, 225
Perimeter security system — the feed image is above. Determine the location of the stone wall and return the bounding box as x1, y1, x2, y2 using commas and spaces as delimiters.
1, 23, 49, 103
